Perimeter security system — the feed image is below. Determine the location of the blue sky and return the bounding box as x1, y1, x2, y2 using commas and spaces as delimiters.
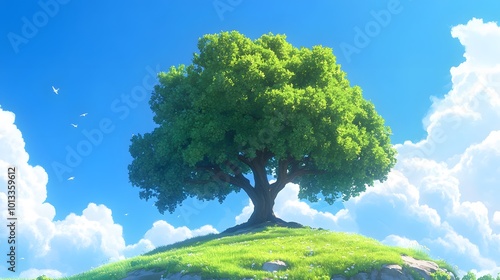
1, 0, 500, 278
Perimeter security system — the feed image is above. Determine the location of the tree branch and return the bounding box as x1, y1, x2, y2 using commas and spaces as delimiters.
270, 157, 325, 197
270, 180, 288, 199
270, 157, 290, 198
237, 154, 252, 168
193, 162, 258, 202
277, 157, 289, 183
251, 150, 272, 191
289, 159, 300, 174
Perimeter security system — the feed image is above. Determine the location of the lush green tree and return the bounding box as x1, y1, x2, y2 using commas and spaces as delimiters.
128, 31, 396, 229
462, 271, 477, 280
478, 275, 495, 280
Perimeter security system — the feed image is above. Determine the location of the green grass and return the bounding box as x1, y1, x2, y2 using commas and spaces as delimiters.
34, 226, 457, 280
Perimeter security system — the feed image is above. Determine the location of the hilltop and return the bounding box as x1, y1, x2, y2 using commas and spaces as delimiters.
35, 225, 457, 280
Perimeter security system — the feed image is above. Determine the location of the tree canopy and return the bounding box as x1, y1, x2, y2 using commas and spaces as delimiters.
128, 31, 396, 226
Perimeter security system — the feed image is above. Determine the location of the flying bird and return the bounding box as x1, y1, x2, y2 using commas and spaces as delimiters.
70, 123, 78, 128
52, 86, 59, 94
80, 113, 88, 117
67, 176, 75, 180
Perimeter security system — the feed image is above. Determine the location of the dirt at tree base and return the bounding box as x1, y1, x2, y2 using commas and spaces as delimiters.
222, 218, 304, 235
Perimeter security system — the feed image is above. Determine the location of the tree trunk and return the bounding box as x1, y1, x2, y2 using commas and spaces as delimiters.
222, 152, 303, 234
247, 187, 278, 225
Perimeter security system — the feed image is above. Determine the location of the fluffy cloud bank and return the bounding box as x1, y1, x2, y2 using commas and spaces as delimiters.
383, 18, 500, 275
0, 108, 217, 278
235, 18, 500, 277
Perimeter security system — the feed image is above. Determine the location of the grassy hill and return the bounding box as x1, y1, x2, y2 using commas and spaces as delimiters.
35, 226, 457, 280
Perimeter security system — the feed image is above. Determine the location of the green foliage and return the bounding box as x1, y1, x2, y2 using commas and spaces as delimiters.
431, 270, 451, 280
462, 272, 499, 280
463, 271, 477, 280
462, 271, 477, 280
478, 274, 495, 280
402, 264, 424, 280
433, 261, 458, 280
36, 276, 52, 280
129, 31, 397, 214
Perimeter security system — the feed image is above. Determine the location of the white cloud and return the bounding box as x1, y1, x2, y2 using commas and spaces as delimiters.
234, 201, 253, 225
450, 18, 500, 68
425, 224, 497, 270
0, 109, 133, 276
381, 235, 429, 252
0, 110, 28, 165
451, 131, 500, 210
275, 183, 358, 232
123, 238, 155, 259
43, 203, 127, 267
493, 212, 500, 226
122, 222, 218, 259
143, 221, 218, 248
0, 108, 218, 278
449, 201, 492, 243
398, 23, 500, 166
